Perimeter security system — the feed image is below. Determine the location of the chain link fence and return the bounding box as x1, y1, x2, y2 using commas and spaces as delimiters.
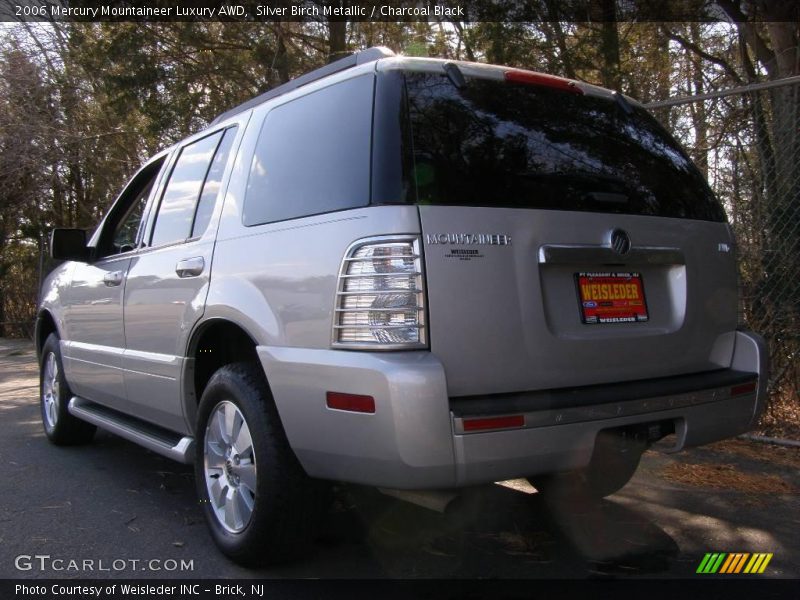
648, 76, 800, 429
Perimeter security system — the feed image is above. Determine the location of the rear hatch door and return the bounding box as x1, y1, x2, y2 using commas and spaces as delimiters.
403, 68, 738, 396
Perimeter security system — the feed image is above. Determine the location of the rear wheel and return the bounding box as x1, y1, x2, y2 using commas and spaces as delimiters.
195, 362, 329, 566
39, 333, 96, 445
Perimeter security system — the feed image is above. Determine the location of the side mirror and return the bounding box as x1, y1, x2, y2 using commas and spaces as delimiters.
50, 229, 90, 262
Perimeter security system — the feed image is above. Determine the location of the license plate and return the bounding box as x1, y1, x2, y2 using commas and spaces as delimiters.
576, 272, 649, 324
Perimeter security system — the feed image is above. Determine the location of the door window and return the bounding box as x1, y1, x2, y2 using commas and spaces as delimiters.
96, 158, 165, 259
191, 127, 237, 238
111, 180, 153, 253
150, 131, 224, 247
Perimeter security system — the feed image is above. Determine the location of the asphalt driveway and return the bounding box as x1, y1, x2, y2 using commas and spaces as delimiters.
1, 339, 797, 579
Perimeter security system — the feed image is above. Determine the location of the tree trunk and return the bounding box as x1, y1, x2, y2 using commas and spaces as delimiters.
327, 12, 347, 63
273, 26, 290, 84
541, 12, 575, 79
688, 23, 709, 179
599, 0, 621, 90
485, 23, 507, 66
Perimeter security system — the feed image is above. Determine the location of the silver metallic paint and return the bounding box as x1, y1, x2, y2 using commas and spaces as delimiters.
257, 346, 456, 489
61, 256, 132, 409
419, 205, 739, 396
255, 331, 765, 489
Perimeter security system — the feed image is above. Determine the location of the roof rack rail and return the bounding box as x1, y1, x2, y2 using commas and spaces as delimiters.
209, 46, 396, 126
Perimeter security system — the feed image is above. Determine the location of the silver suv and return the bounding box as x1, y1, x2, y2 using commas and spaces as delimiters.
37, 47, 767, 565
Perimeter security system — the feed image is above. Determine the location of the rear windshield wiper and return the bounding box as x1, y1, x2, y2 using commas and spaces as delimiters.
516, 171, 632, 204
585, 191, 629, 204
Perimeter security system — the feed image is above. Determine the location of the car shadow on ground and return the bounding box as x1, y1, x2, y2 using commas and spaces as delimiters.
317, 482, 681, 578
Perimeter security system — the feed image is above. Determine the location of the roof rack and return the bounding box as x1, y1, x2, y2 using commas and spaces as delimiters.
209, 46, 396, 126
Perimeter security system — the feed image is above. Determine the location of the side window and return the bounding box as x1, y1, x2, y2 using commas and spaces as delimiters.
242, 74, 373, 226
150, 131, 223, 248
112, 180, 153, 253
97, 158, 164, 258
191, 126, 237, 238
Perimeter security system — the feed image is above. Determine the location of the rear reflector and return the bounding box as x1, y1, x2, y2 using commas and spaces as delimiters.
463, 415, 525, 432
326, 391, 376, 414
504, 70, 583, 94
730, 381, 757, 397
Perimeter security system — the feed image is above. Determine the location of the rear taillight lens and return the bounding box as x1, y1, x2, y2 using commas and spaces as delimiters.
333, 236, 426, 349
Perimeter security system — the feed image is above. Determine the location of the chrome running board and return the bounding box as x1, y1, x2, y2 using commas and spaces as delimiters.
68, 397, 194, 464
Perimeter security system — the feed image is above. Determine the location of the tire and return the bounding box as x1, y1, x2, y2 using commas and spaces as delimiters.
531, 430, 645, 500
40, 333, 96, 445
194, 362, 329, 566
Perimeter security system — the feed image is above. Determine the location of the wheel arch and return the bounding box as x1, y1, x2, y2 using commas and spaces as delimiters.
35, 309, 61, 361
183, 317, 265, 432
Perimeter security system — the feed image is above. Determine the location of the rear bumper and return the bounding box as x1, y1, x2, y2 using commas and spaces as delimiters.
257, 330, 768, 489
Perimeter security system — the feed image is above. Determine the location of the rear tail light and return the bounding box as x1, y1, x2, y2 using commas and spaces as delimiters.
333, 236, 427, 349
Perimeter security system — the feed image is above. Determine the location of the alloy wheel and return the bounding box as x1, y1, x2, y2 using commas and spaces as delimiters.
203, 400, 257, 533
42, 352, 60, 431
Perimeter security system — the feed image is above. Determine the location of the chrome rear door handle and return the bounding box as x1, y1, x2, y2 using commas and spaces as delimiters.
103, 271, 124, 287
538, 244, 685, 266
176, 257, 205, 277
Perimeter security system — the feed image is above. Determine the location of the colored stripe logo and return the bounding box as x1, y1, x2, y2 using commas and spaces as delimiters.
696, 553, 773, 574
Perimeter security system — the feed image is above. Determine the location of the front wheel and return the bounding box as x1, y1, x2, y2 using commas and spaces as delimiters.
194, 362, 329, 566
40, 333, 96, 445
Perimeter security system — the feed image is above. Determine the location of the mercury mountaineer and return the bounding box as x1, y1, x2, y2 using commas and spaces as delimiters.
37, 47, 767, 565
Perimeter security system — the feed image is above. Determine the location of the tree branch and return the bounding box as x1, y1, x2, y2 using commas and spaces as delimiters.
716, 0, 777, 79
662, 27, 744, 84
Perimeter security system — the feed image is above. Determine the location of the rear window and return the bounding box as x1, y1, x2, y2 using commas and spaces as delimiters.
403, 71, 725, 222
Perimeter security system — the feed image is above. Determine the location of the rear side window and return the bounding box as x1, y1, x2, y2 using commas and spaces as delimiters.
150, 130, 223, 247
403, 72, 725, 222
242, 74, 373, 226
